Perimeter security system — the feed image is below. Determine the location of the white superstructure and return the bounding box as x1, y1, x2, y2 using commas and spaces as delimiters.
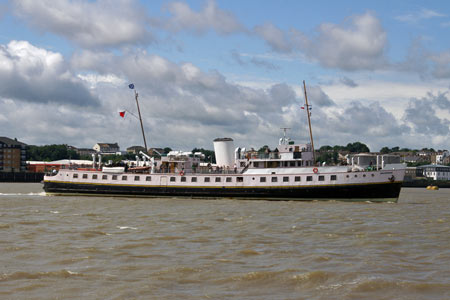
213, 138, 235, 168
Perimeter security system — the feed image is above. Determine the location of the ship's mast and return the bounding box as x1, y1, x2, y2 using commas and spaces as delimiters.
132, 86, 148, 151
303, 80, 315, 162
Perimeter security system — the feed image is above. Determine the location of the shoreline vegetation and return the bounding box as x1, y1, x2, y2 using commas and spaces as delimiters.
26, 143, 450, 167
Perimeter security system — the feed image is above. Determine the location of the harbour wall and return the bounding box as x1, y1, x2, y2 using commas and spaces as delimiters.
0, 172, 44, 183
403, 179, 450, 188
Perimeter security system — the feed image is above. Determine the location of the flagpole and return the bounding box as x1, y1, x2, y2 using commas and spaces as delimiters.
303, 80, 315, 163
133, 88, 148, 151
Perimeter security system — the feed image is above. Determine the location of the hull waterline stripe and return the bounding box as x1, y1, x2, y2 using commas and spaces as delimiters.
44, 179, 403, 189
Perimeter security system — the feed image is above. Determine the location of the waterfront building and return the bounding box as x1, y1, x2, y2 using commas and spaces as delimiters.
417, 164, 450, 180
93, 143, 120, 154
76, 148, 97, 157
404, 167, 418, 181
0, 137, 27, 172
27, 159, 94, 173
434, 151, 449, 165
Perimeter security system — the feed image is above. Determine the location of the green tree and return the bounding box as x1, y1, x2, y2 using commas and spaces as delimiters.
258, 145, 270, 153
332, 145, 345, 152
319, 145, 332, 152
332, 151, 339, 164
122, 152, 136, 160
26, 144, 80, 161
316, 152, 332, 165
346, 142, 370, 153
380, 147, 390, 154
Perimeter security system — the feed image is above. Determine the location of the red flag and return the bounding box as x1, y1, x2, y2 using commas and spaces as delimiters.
119, 111, 125, 118
301, 106, 305, 109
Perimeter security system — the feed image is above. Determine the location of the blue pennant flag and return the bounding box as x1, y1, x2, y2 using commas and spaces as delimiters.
128, 83, 135, 89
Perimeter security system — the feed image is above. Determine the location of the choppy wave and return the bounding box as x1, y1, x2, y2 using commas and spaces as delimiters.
0, 192, 46, 196
291, 270, 331, 285
80, 230, 111, 238
0, 188, 448, 299
1, 270, 81, 281
117, 226, 138, 230
0, 223, 12, 229
349, 277, 450, 294
238, 249, 262, 256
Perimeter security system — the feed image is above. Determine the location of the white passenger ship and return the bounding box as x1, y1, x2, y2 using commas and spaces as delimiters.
43, 82, 406, 202
43, 134, 405, 202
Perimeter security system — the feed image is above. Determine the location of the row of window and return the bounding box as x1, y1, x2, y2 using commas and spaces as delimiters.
72, 174, 348, 183
244, 161, 314, 168
252, 161, 311, 168
75, 173, 153, 181
260, 175, 337, 182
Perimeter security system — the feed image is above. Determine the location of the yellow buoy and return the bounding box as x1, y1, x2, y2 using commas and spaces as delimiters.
427, 185, 439, 190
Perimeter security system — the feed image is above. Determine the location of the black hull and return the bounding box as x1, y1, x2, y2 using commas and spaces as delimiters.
43, 181, 403, 202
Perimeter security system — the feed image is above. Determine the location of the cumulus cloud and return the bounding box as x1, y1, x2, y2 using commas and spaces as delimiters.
69, 49, 302, 148
432, 92, 450, 111
12, 0, 153, 49
430, 50, 450, 78
3, 42, 447, 151
330, 101, 409, 136
291, 12, 388, 71
339, 76, 358, 88
76, 50, 449, 151
306, 86, 335, 107
395, 8, 446, 23
404, 96, 449, 135
164, 0, 244, 35
231, 50, 245, 66
306, 99, 414, 151
251, 12, 388, 71
230, 50, 280, 70
0, 40, 98, 106
254, 23, 291, 52
396, 38, 430, 77
391, 38, 450, 80
249, 57, 280, 70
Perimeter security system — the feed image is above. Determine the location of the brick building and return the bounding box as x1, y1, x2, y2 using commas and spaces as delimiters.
93, 143, 120, 154
0, 137, 27, 172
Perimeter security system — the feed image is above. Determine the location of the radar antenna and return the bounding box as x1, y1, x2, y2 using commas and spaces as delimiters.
280, 127, 291, 145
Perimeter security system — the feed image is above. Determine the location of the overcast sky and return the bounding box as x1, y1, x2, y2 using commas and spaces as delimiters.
0, 0, 449, 152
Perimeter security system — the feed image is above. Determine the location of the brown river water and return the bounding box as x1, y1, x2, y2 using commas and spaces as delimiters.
0, 183, 449, 300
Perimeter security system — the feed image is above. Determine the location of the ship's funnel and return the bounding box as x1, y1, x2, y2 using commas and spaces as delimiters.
213, 138, 235, 167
